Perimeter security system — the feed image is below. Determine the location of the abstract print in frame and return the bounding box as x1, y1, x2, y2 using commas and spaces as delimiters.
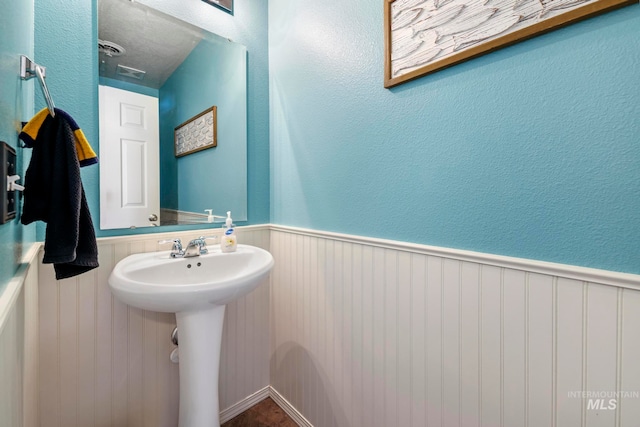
174, 106, 217, 158
384, 0, 635, 88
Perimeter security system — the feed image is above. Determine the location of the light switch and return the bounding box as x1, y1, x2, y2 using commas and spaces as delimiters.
1, 141, 17, 224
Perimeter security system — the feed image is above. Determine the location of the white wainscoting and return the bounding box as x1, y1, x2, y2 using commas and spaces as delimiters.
0, 244, 39, 427
269, 226, 640, 427
25, 223, 640, 427
37, 226, 270, 427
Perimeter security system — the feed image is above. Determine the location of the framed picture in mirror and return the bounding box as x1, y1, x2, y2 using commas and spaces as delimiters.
202, 0, 233, 15
174, 106, 217, 158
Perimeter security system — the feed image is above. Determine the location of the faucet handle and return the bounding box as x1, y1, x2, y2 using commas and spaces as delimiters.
189, 236, 217, 255
158, 237, 182, 246
158, 238, 184, 257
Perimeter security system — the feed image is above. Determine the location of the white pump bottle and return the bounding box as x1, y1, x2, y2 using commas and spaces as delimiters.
220, 211, 237, 253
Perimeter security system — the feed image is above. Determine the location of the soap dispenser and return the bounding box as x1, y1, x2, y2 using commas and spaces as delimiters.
220, 211, 237, 253
204, 209, 215, 223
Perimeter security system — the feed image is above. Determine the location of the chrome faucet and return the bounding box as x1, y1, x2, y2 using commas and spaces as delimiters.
184, 236, 210, 257
159, 236, 217, 258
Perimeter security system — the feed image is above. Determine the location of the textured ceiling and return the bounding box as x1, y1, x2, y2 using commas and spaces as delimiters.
98, 0, 205, 89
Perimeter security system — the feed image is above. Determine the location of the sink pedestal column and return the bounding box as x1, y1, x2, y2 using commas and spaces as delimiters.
175, 305, 226, 427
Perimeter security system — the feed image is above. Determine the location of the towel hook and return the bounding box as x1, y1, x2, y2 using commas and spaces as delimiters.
20, 55, 55, 118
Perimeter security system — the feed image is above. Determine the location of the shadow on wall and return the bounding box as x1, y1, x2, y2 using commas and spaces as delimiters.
271, 342, 348, 427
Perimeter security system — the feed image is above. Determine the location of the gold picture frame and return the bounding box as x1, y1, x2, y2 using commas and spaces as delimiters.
384, 0, 635, 88
174, 106, 217, 157
202, 0, 233, 15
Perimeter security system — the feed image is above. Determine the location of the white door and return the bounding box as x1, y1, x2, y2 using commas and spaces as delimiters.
99, 85, 160, 229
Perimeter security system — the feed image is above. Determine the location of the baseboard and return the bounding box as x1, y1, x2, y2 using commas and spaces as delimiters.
269, 386, 313, 427
219, 386, 270, 424
219, 385, 313, 426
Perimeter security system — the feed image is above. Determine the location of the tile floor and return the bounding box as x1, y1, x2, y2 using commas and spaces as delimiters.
221, 397, 297, 427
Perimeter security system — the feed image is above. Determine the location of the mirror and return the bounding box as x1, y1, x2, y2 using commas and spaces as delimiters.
98, 0, 247, 230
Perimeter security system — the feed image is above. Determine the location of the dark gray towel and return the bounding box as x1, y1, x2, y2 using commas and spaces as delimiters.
21, 112, 99, 279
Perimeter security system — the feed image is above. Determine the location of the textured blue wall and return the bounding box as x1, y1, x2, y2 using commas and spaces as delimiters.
34, 0, 98, 241
27, 0, 640, 272
0, 0, 36, 289
269, 2, 640, 274
35, 0, 269, 238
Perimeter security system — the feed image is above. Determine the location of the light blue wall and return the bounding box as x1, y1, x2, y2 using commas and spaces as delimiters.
269, 1, 640, 274
159, 39, 247, 218
34, 0, 269, 238
159, 88, 179, 211
34, 0, 98, 241
24, 0, 640, 273
0, 0, 36, 289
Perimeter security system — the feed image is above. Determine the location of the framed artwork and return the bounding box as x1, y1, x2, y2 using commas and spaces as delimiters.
202, 0, 233, 15
174, 106, 217, 158
384, 0, 634, 88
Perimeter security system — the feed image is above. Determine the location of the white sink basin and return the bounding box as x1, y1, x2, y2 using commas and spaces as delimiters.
108, 244, 274, 312
108, 243, 274, 427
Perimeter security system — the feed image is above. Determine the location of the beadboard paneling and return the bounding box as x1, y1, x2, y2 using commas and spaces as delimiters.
269, 227, 640, 427
0, 286, 24, 427
38, 226, 270, 427
0, 245, 39, 427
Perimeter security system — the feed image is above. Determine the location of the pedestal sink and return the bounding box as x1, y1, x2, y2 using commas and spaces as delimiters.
108, 244, 274, 427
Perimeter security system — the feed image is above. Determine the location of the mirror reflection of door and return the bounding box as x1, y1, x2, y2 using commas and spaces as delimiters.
99, 85, 160, 229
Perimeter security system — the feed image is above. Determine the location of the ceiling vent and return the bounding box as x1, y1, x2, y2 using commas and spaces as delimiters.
98, 39, 126, 57
116, 64, 146, 80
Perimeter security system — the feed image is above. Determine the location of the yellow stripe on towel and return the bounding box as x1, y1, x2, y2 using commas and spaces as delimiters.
73, 128, 97, 166
20, 108, 50, 144
20, 108, 98, 167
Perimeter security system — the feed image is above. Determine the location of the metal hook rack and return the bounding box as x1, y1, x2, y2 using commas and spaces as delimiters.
20, 55, 55, 117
